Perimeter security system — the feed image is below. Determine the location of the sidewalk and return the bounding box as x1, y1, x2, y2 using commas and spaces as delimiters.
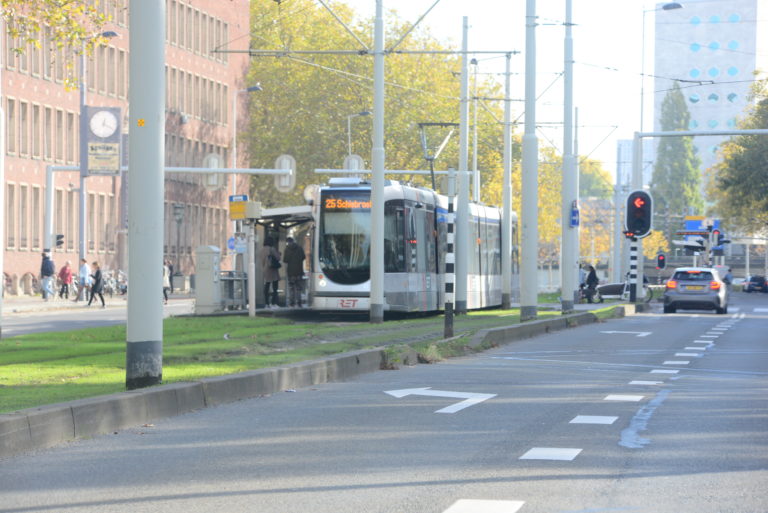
0, 291, 193, 315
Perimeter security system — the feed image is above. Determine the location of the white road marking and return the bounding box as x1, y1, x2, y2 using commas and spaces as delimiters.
651, 369, 679, 374
693, 340, 712, 343
755, 308, 768, 313
519, 447, 582, 461
664, 361, 690, 365
675, 353, 700, 357
384, 387, 497, 414
442, 500, 526, 513
600, 330, 652, 337
605, 394, 644, 402
629, 380, 663, 385
685, 347, 706, 351
570, 415, 619, 424
711, 327, 729, 330
700, 335, 719, 338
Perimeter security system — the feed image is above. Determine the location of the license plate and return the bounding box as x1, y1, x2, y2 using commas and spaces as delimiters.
686, 285, 704, 290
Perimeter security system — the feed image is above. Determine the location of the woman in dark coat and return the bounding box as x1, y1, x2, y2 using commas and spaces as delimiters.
259, 237, 281, 307
88, 261, 106, 308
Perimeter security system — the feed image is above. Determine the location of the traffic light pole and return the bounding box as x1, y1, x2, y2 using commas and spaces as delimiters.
628, 238, 638, 302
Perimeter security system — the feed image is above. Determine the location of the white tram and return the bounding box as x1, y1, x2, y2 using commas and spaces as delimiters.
307, 178, 519, 313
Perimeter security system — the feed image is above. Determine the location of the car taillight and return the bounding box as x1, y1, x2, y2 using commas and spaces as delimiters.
710, 281, 721, 290
666, 280, 678, 289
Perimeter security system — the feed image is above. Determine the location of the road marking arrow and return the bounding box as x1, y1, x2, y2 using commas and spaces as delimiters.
600, 330, 652, 337
384, 387, 497, 413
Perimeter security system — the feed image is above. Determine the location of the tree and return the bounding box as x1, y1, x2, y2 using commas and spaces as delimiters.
650, 81, 703, 238
710, 78, 768, 232
579, 158, 613, 199
2, 0, 110, 86
642, 230, 670, 260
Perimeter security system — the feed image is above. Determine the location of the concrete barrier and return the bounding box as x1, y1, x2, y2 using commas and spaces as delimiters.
0, 307, 628, 460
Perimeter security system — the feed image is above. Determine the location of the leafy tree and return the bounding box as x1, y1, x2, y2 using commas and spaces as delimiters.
2, 0, 110, 86
642, 230, 670, 260
579, 158, 613, 199
650, 82, 703, 237
710, 78, 768, 232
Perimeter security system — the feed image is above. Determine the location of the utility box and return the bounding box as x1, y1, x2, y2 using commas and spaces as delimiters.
195, 245, 221, 314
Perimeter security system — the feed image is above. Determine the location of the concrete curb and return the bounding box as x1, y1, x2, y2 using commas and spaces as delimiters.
0, 305, 630, 460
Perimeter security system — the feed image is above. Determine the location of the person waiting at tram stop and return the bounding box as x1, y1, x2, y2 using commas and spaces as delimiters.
283, 236, 306, 308
260, 237, 281, 308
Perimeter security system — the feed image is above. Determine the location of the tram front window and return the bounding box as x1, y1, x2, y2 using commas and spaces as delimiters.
319, 191, 371, 284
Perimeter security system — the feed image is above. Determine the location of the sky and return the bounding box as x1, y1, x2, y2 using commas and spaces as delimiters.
336, 0, 664, 182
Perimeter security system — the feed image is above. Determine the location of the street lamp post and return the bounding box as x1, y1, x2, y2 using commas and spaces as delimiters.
78, 31, 118, 264
231, 84, 262, 226
346, 110, 370, 156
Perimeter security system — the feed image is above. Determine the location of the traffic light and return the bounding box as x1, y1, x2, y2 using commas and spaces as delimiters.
625, 190, 653, 238
55, 234, 64, 248
656, 253, 666, 270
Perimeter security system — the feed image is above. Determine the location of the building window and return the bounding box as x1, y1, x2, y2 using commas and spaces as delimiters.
32, 187, 41, 249
6, 184, 15, 249
55, 109, 64, 161
108, 47, 116, 95
44, 107, 53, 160
31, 104, 41, 158
98, 195, 106, 252
118, 50, 126, 98
66, 112, 76, 163
170, 0, 177, 45
88, 193, 96, 251
19, 185, 28, 249
6, 98, 16, 154
19, 101, 29, 156
97, 46, 107, 94
67, 189, 76, 251
55, 189, 64, 250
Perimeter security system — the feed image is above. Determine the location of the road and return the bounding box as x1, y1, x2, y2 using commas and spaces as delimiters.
0, 298, 194, 336
1, 293, 766, 513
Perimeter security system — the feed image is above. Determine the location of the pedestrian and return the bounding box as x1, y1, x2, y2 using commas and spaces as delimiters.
168, 259, 175, 294
260, 237, 281, 308
40, 252, 55, 301
77, 258, 91, 302
87, 261, 105, 308
282, 236, 306, 307
163, 260, 171, 304
586, 265, 599, 303
58, 261, 73, 299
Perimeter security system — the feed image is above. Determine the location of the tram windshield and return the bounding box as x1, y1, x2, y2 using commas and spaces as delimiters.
319, 189, 371, 284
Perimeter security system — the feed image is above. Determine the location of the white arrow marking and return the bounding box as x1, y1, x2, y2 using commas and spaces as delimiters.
600, 330, 652, 337
384, 387, 497, 413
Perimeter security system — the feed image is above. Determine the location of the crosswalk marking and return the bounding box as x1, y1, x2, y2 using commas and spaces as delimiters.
443, 500, 525, 513
605, 394, 644, 401
570, 415, 619, 424
664, 360, 690, 365
519, 447, 582, 461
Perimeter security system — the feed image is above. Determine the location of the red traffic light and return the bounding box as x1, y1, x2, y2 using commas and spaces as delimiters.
633, 197, 646, 209
625, 190, 653, 238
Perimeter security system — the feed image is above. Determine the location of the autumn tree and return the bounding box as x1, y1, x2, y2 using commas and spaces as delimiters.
710, 78, 768, 232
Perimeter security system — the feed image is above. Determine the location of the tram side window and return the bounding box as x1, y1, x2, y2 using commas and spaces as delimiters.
470, 217, 481, 275
425, 208, 437, 274
384, 201, 405, 272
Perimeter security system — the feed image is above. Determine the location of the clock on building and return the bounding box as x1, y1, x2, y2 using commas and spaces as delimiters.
89, 109, 119, 138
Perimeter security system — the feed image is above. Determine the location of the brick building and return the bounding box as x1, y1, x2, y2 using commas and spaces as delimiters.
2, 0, 251, 295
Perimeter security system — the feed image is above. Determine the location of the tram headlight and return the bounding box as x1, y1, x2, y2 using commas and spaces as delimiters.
318, 275, 327, 287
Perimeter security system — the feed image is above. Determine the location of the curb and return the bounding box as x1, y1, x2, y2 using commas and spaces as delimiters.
0, 305, 630, 460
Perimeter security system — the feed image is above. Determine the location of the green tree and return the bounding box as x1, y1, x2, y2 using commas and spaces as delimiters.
650, 82, 703, 238
579, 158, 613, 199
710, 78, 768, 232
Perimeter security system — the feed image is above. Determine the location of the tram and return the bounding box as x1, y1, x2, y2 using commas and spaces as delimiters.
307, 177, 518, 313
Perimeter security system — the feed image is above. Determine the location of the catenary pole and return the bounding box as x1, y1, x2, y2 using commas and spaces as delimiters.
455, 16, 470, 314
520, 0, 539, 321
78, 47, 88, 265
501, 52, 513, 309
126, 0, 165, 389
560, 0, 577, 313
369, 0, 385, 323
0, 28, 5, 337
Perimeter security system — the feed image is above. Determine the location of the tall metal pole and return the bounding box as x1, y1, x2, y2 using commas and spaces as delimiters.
78, 47, 88, 263
126, 0, 165, 389
631, 131, 644, 303
560, 0, 577, 313
501, 53, 513, 309
455, 16, 470, 314
0, 29, 5, 336
612, 144, 624, 283
369, 0, 385, 323
520, 0, 539, 321
444, 167, 456, 337
471, 59, 479, 203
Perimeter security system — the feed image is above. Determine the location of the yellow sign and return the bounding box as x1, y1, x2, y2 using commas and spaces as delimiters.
230, 201, 247, 220
87, 142, 120, 176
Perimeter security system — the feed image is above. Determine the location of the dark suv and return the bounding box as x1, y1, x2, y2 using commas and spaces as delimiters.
744, 275, 768, 293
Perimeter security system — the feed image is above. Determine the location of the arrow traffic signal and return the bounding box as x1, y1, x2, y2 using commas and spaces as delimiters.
55, 234, 64, 248
625, 190, 653, 238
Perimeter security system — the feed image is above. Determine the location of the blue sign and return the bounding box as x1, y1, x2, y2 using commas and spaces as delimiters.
229, 194, 248, 202
227, 237, 236, 250
570, 207, 580, 227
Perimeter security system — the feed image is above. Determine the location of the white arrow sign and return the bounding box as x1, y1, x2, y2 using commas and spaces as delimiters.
600, 331, 652, 337
385, 387, 497, 414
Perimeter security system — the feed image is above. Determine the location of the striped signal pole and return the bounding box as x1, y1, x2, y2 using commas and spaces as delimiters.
444, 168, 456, 338
629, 236, 638, 302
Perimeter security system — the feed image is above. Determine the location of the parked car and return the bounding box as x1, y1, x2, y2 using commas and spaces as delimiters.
663, 267, 729, 314
744, 275, 768, 293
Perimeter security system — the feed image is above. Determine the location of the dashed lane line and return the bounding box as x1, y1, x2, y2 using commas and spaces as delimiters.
442, 500, 525, 513
519, 447, 582, 461
663, 360, 690, 365
570, 415, 619, 424
604, 394, 645, 402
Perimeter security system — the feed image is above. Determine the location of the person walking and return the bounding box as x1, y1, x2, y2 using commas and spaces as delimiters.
586, 264, 599, 303
76, 258, 91, 302
58, 261, 73, 299
260, 237, 281, 308
282, 236, 306, 307
87, 261, 105, 308
40, 252, 55, 301
162, 260, 171, 304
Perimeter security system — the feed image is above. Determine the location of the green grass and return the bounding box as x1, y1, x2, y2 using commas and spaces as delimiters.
0, 302, 619, 413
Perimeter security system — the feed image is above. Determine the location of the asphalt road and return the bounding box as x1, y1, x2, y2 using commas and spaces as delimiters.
1, 293, 766, 513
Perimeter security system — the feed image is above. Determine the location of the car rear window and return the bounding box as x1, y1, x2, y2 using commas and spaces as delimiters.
750, 276, 765, 282
673, 271, 714, 281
